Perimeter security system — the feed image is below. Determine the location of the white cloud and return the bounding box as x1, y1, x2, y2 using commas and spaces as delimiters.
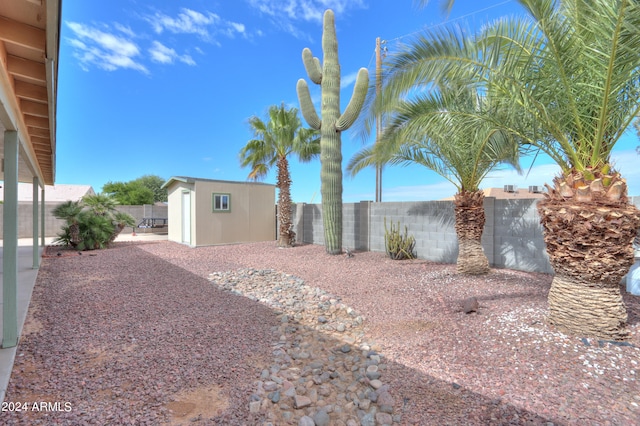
147, 8, 247, 41
247, 0, 366, 38
149, 41, 196, 66
65, 21, 149, 74
341, 70, 359, 89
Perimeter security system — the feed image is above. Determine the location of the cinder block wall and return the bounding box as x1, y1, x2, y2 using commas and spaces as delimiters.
0, 203, 168, 239
292, 196, 640, 273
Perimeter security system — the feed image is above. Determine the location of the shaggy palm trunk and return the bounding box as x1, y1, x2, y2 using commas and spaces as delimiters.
454, 190, 490, 275
276, 156, 295, 247
539, 171, 640, 340
69, 223, 80, 248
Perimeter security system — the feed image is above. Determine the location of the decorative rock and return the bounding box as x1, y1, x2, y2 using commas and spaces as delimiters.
360, 411, 376, 426
268, 391, 281, 403
376, 391, 394, 413
294, 395, 312, 409
209, 269, 397, 426
298, 416, 315, 426
313, 409, 331, 426
463, 297, 479, 314
365, 365, 381, 380
369, 380, 383, 390
375, 412, 393, 425
264, 381, 278, 392
249, 401, 261, 413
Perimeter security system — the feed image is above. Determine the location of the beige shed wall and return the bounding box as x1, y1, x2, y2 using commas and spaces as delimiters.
193, 180, 275, 246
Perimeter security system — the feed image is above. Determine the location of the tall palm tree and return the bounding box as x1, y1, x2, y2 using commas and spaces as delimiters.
375, 0, 640, 339
349, 85, 522, 274
240, 103, 320, 247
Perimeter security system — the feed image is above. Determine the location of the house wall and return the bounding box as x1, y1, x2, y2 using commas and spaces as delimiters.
192, 180, 275, 246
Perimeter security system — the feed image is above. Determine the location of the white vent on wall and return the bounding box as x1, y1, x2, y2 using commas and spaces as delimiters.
504, 184, 517, 193
529, 185, 543, 193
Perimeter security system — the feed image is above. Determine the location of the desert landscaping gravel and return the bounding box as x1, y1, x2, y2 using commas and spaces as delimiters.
2, 240, 639, 425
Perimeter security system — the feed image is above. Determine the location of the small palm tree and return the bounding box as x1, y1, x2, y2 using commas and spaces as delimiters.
240, 103, 320, 247
349, 86, 522, 274
52, 200, 83, 247
82, 193, 118, 216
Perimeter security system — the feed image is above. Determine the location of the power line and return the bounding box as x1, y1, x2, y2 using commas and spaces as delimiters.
387, 0, 514, 43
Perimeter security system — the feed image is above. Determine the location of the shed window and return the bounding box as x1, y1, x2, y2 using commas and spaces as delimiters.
213, 193, 230, 212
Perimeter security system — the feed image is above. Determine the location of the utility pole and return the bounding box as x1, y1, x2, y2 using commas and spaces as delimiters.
375, 37, 385, 202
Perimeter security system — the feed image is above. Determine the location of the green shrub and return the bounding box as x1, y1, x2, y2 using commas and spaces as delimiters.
52, 195, 135, 250
384, 218, 416, 260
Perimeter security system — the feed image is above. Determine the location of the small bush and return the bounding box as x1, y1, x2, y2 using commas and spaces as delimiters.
384, 218, 416, 260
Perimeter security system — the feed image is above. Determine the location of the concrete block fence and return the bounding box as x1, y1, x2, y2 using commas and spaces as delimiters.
291, 196, 640, 274
0, 203, 168, 239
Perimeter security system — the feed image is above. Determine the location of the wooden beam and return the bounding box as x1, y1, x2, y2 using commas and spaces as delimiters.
0, 16, 46, 53
21, 99, 48, 117
15, 80, 47, 103
31, 135, 50, 145
24, 115, 49, 129
28, 127, 50, 138
33, 146, 52, 154
7, 55, 46, 83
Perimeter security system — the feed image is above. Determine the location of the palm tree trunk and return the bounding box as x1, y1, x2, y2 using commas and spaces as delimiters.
276, 156, 295, 247
454, 190, 490, 275
69, 223, 80, 248
539, 173, 640, 340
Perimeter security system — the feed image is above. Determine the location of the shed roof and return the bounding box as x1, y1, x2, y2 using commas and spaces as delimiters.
162, 176, 276, 189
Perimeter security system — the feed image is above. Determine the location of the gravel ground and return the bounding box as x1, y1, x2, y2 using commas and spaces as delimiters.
3, 240, 640, 425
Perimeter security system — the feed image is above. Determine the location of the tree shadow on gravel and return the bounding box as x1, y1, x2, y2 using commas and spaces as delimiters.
6, 241, 632, 425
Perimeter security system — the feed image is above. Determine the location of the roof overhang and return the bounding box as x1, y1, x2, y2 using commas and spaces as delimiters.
0, 0, 61, 186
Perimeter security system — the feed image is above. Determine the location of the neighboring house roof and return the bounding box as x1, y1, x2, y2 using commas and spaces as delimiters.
442, 186, 547, 201
0, 182, 95, 202
162, 176, 276, 189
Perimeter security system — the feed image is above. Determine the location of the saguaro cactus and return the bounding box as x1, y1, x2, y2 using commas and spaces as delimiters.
296, 9, 369, 255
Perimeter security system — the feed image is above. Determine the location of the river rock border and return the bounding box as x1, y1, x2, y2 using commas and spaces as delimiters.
208, 269, 401, 425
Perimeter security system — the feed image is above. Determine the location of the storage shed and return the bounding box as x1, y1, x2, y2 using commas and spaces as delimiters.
163, 176, 275, 247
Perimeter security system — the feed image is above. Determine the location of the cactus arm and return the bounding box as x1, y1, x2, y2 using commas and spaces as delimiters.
336, 67, 369, 131
296, 79, 322, 130
302, 48, 322, 85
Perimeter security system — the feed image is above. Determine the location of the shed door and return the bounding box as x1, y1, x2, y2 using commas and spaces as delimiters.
181, 191, 191, 245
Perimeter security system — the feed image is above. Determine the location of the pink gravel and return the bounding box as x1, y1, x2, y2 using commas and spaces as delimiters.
4, 240, 640, 425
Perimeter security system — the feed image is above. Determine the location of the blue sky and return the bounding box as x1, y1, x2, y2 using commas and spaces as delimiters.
55, 0, 640, 202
